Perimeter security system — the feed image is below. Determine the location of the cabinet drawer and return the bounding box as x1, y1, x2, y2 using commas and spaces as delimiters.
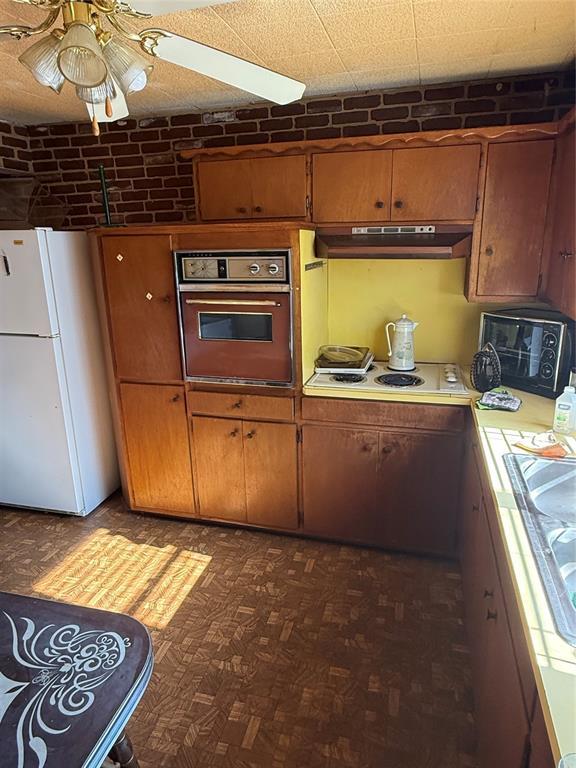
187, 391, 294, 421
301, 397, 464, 432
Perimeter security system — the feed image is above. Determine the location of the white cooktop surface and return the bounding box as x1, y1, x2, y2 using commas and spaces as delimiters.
305, 361, 469, 396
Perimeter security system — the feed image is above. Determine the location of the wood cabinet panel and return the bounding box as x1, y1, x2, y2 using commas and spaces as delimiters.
188, 390, 294, 422
390, 145, 481, 221
302, 425, 381, 542
243, 421, 298, 529
301, 396, 465, 433
249, 156, 307, 218
528, 697, 555, 768
301, 424, 461, 555
477, 140, 554, 297
101, 235, 182, 381
545, 126, 575, 318
197, 159, 252, 220
120, 383, 194, 516
312, 150, 392, 222
197, 156, 307, 221
192, 416, 246, 522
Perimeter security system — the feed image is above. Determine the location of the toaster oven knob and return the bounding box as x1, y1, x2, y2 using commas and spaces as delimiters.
249, 263, 261, 275
268, 263, 280, 275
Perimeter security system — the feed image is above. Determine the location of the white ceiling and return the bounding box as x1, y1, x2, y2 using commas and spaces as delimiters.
0, 0, 574, 124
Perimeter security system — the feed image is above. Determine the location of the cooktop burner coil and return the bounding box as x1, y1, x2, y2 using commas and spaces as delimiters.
375, 374, 424, 388
330, 374, 367, 384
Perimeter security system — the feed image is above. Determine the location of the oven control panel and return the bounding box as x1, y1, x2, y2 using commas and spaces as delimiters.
175, 250, 290, 283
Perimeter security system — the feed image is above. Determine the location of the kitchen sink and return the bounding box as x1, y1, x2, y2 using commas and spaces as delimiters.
504, 454, 576, 647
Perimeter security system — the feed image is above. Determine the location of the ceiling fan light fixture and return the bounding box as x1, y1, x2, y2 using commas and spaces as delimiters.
57, 22, 108, 88
18, 31, 65, 94
102, 36, 153, 95
76, 74, 117, 104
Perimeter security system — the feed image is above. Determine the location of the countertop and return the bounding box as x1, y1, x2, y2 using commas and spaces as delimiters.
471, 389, 576, 764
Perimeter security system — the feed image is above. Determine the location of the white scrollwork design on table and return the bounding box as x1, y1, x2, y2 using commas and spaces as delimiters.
0, 612, 131, 768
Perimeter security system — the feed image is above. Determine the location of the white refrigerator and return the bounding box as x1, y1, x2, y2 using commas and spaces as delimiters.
0, 228, 119, 515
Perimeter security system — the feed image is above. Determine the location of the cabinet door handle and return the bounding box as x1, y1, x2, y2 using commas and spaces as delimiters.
236, 206, 247, 214
1, 251, 10, 276
230, 428, 239, 437
245, 430, 256, 439
486, 609, 498, 621
485, 245, 494, 257
393, 200, 404, 209
565, 251, 574, 260
171, 394, 180, 402
375, 200, 385, 209
253, 206, 263, 213
381, 445, 394, 455
472, 504, 480, 514
232, 400, 242, 409
483, 588, 494, 598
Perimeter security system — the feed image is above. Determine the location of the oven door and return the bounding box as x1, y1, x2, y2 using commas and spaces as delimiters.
180, 291, 292, 384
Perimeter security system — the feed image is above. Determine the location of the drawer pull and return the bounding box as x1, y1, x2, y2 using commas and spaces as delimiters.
253, 206, 263, 213
486, 609, 498, 621
483, 588, 494, 598
245, 430, 256, 439
230, 428, 239, 437
236, 206, 247, 213
185, 299, 281, 307
233, 400, 242, 409
171, 394, 180, 403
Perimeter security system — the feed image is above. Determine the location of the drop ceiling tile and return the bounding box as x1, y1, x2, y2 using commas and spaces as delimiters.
495, 23, 575, 55
310, 0, 410, 12
413, 0, 511, 37
337, 38, 418, 70
490, 48, 574, 75
417, 31, 498, 64
420, 59, 490, 85
213, 0, 334, 56
349, 65, 420, 90
504, 0, 576, 28
319, 4, 415, 48
264, 50, 347, 80
303, 71, 358, 96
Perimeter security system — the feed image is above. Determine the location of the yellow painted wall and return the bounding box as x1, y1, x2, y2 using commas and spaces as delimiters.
327, 258, 485, 366
299, 230, 328, 381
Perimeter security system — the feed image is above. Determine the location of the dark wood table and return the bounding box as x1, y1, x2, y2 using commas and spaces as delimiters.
0, 591, 153, 768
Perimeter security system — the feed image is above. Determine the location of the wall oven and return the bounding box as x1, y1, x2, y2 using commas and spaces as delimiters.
175, 249, 293, 385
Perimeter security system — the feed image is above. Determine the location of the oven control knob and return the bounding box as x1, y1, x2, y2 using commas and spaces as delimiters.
268, 263, 280, 275
249, 263, 261, 275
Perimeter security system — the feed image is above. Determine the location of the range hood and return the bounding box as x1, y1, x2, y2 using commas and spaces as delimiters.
315, 226, 472, 260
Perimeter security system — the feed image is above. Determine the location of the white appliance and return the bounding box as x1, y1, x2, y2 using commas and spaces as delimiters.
0, 229, 119, 515
306, 362, 469, 397
385, 313, 419, 371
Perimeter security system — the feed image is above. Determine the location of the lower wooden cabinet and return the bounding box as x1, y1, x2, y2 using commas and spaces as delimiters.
191, 416, 298, 530
120, 383, 195, 516
460, 446, 531, 768
301, 424, 461, 556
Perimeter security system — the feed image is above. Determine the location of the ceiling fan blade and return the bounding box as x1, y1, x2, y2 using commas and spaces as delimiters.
85, 87, 130, 123
125, 0, 237, 15
150, 33, 306, 105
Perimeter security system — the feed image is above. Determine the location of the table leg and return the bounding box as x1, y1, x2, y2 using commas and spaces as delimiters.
109, 732, 140, 768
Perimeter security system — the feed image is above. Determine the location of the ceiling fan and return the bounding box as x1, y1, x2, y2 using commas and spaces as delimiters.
0, 0, 306, 134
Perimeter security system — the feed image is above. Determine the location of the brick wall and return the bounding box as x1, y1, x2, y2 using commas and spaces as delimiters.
0, 122, 31, 175
19, 69, 576, 228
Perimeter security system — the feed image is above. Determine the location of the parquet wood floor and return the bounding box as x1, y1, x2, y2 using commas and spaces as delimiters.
0, 495, 476, 768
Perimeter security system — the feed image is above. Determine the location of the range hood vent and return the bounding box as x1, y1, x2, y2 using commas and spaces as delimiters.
315, 226, 472, 260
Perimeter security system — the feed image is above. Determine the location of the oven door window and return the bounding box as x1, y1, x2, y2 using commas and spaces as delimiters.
483, 317, 544, 379
198, 312, 273, 342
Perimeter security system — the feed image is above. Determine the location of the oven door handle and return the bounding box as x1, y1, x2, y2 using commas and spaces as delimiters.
185, 299, 281, 307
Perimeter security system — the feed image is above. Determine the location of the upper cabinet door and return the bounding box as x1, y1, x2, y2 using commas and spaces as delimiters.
477, 141, 554, 298
545, 126, 575, 318
249, 156, 308, 218
197, 159, 253, 220
101, 235, 182, 381
312, 150, 392, 222
391, 145, 481, 221
197, 156, 307, 221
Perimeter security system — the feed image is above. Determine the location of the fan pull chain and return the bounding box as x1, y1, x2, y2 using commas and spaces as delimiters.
90, 103, 100, 137
105, 96, 113, 119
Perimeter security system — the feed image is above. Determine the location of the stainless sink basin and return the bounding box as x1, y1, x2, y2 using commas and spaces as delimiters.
504, 454, 576, 647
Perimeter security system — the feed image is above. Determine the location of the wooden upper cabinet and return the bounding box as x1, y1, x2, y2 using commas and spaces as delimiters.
197, 155, 307, 221
120, 383, 195, 516
544, 126, 575, 318
101, 235, 182, 381
312, 150, 392, 222
390, 145, 481, 221
476, 140, 554, 298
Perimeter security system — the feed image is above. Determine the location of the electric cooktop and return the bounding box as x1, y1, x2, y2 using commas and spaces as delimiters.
306, 362, 469, 396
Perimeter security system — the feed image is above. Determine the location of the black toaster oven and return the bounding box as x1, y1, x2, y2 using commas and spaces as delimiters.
479, 309, 574, 399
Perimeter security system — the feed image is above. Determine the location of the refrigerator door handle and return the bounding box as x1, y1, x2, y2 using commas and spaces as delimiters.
1, 250, 10, 277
